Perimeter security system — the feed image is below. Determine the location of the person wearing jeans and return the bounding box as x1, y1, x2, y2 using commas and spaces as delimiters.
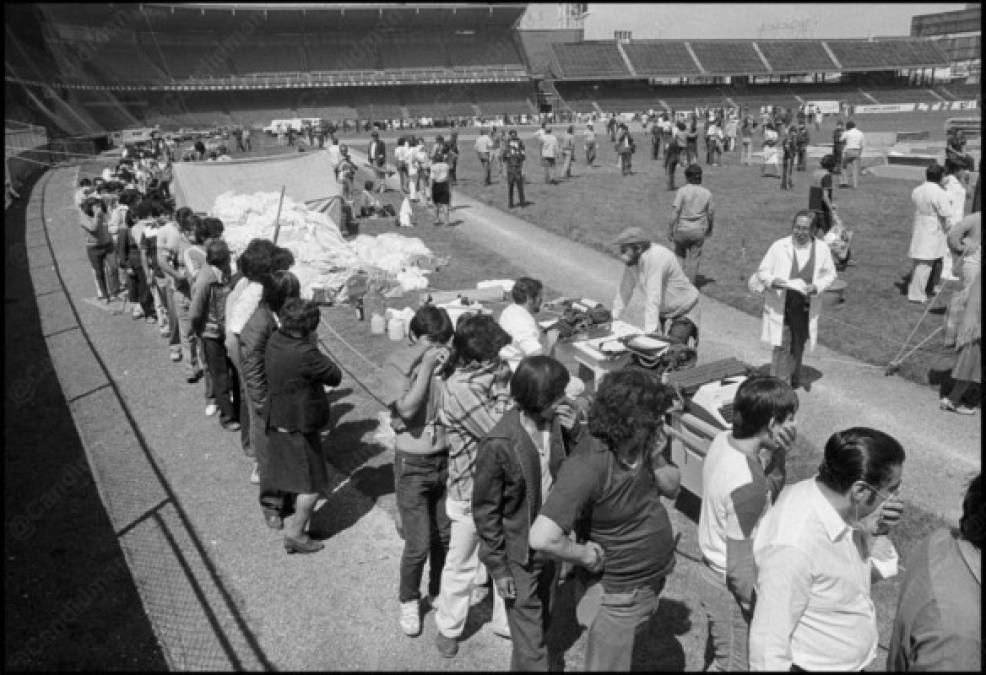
434, 315, 512, 658
381, 306, 454, 637
190, 240, 239, 431
473, 356, 581, 671
79, 198, 114, 301
697, 376, 798, 671
530, 370, 680, 671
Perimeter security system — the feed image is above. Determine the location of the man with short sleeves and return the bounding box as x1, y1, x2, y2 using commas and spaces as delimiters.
503, 129, 527, 209
583, 123, 597, 166
610, 227, 700, 340
498, 277, 557, 372
475, 128, 493, 185
669, 164, 715, 284
539, 127, 558, 185
697, 376, 798, 671
749, 427, 905, 671
840, 121, 865, 189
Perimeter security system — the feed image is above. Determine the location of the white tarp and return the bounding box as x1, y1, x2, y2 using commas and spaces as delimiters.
212, 191, 435, 299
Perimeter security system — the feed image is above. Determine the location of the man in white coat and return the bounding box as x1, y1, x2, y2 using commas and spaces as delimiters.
907, 164, 951, 304
755, 211, 837, 389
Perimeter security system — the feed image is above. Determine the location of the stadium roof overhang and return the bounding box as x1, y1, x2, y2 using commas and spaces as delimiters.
129, 3, 528, 30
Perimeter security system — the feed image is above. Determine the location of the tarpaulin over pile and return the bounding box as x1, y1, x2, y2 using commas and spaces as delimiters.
171, 150, 340, 214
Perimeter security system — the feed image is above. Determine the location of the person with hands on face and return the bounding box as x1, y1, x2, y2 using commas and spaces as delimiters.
697, 376, 799, 671
381, 306, 455, 638
749, 427, 905, 672
529, 369, 679, 671
473, 356, 583, 671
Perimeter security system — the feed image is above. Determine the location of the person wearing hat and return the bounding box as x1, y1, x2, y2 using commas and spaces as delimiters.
503, 129, 527, 209
367, 130, 387, 193
669, 164, 715, 284
610, 227, 701, 340
337, 145, 358, 203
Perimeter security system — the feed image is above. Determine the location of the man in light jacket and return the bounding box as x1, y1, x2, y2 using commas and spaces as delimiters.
906, 163, 950, 304
755, 210, 837, 389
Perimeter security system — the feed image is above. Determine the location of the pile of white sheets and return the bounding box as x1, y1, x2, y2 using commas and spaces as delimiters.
211, 191, 437, 298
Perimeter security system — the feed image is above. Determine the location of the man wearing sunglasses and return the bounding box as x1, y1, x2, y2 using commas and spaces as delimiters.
749, 427, 905, 671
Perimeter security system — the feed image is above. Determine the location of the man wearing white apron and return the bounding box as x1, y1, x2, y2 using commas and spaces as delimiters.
755, 211, 837, 389
907, 164, 950, 304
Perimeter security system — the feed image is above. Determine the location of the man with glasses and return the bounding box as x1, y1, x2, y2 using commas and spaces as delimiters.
749, 427, 905, 671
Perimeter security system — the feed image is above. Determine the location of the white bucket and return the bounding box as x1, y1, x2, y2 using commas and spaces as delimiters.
388, 317, 405, 341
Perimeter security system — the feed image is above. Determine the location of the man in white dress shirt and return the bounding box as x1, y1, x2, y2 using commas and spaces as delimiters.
749, 427, 905, 671
498, 277, 556, 372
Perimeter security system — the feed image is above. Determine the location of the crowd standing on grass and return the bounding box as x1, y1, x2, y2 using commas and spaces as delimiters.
71, 103, 982, 671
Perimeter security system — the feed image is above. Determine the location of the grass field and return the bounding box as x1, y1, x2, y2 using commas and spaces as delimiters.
436, 119, 979, 392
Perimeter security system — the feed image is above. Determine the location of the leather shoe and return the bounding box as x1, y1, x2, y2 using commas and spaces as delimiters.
284, 535, 323, 554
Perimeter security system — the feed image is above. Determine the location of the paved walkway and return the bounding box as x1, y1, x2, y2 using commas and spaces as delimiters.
28, 156, 979, 669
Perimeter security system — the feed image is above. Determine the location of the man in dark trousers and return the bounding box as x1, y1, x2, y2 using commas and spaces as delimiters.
651, 119, 662, 161
503, 128, 527, 209
367, 130, 387, 193
795, 118, 810, 171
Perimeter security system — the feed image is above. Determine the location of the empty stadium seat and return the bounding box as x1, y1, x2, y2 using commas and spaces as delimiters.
551, 42, 630, 78
756, 41, 838, 73
690, 41, 768, 74
623, 42, 701, 76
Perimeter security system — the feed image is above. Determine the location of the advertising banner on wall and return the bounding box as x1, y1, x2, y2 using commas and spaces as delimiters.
852, 103, 917, 114
805, 100, 841, 114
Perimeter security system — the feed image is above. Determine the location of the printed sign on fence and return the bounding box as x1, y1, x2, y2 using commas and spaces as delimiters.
805, 100, 841, 114
852, 103, 917, 114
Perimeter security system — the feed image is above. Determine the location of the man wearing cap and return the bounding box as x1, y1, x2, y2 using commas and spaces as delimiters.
669, 164, 716, 284
368, 130, 387, 193
610, 227, 701, 340
503, 129, 527, 209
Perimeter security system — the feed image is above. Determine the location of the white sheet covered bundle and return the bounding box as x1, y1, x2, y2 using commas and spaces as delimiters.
211, 191, 436, 299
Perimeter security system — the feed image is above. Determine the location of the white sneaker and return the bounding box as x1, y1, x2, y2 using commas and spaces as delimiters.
249, 462, 260, 485
491, 621, 511, 639
400, 600, 421, 636
205, 403, 218, 416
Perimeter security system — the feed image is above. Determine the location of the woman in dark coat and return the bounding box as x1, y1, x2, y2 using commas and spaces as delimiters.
472, 356, 582, 670
264, 298, 342, 554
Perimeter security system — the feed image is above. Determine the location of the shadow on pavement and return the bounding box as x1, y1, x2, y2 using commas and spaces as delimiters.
3, 171, 167, 670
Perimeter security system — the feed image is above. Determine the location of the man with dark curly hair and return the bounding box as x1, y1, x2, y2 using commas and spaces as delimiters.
530, 369, 680, 670
888, 472, 982, 671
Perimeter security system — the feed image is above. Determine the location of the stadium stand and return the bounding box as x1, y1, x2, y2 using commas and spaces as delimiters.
550, 42, 631, 79
931, 35, 981, 63
826, 39, 949, 70
690, 41, 768, 75
622, 41, 702, 77
755, 41, 838, 73
229, 39, 305, 76
473, 84, 537, 116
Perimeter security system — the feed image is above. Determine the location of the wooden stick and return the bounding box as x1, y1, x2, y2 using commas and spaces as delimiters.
271, 185, 286, 244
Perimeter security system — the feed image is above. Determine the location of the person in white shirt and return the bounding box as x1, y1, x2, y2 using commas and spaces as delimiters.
840, 121, 865, 189
474, 128, 493, 185
907, 164, 951, 303
539, 127, 558, 185
750, 427, 905, 671
698, 375, 798, 671
498, 277, 556, 372
941, 158, 969, 282
582, 123, 597, 165
394, 137, 412, 194
761, 124, 780, 178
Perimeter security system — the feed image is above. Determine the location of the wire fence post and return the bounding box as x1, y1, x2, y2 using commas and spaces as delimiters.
271, 185, 286, 244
